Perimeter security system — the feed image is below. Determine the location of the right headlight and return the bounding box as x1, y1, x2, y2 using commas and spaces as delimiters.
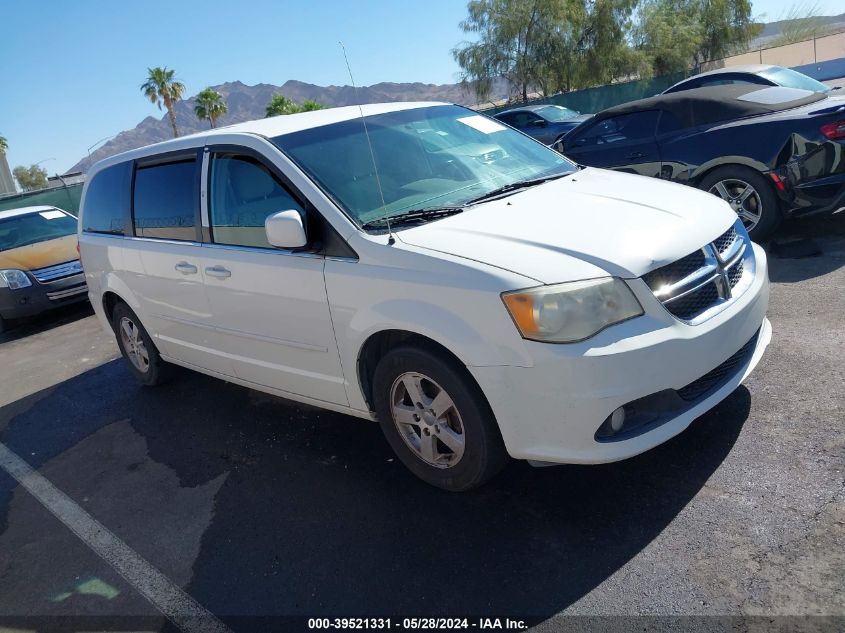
0, 269, 32, 290
502, 277, 643, 343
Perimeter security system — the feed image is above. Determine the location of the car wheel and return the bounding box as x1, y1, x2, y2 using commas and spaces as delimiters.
699, 166, 781, 241
112, 302, 169, 386
372, 345, 508, 491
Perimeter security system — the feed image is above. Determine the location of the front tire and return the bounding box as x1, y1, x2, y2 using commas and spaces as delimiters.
112, 302, 169, 386
698, 166, 781, 241
372, 345, 508, 491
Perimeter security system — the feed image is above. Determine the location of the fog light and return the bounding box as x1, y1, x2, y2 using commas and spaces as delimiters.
610, 407, 625, 432
595, 406, 628, 440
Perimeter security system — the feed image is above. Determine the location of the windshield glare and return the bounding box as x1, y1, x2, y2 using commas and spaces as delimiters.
273, 105, 575, 227
760, 67, 830, 93
0, 211, 78, 251
537, 105, 579, 121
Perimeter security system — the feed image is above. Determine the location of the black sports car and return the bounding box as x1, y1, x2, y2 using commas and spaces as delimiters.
554, 84, 845, 240
495, 104, 592, 145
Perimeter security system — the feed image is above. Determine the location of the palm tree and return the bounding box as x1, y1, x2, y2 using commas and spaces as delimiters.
0, 135, 7, 154
141, 67, 186, 138
299, 99, 324, 112
194, 88, 228, 128
265, 94, 300, 117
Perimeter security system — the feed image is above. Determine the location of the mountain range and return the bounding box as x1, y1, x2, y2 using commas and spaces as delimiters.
70, 79, 506, 173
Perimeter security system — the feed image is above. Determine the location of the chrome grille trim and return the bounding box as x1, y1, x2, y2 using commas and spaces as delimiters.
641, 222, 755, 325
46, 283, 87, 301
31, 259, 83, 282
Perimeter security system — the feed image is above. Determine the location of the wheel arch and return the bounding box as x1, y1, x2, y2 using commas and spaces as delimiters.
356, 329, 484, 413
690, 158, 770, 187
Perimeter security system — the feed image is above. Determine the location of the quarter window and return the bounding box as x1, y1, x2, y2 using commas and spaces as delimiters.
82, 161, 132, 235
209, 154, 305, 248
132, 159, 198, 240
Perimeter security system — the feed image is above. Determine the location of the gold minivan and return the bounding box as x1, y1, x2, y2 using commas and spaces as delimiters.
0, 206, 87, 333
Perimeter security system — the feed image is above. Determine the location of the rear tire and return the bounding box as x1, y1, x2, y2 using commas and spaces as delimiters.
698, 166, 781, 241
372, 345, 508, 491
111, 302, 170, 386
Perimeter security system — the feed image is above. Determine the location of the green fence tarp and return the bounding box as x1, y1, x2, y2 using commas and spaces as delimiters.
0, 183, 83, 216
481, 71, 688, 115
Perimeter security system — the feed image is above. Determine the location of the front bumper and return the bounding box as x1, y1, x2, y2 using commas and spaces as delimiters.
0, 272, 88, 321
470, 242, 771, 464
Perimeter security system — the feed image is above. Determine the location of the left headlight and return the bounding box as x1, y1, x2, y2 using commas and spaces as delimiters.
0, 269, 33, 290
502, 277, 643, 343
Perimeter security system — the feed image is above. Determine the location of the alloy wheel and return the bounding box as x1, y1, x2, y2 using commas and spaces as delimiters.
709, 178, 762, 232
119, 316, 150, 373
390, 372, 466, 468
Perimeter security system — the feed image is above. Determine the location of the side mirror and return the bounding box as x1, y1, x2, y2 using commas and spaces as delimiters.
265, 210, 307, 249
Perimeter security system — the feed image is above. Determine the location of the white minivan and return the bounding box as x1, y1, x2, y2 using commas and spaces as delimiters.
79, 102, 771, 491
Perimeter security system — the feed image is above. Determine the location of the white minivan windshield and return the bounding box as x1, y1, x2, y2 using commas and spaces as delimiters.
273, 105, 576, 228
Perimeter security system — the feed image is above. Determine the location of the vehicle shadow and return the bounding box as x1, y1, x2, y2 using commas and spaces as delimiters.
0, 302, 94, 345
0, 359, 752, 628
766, 213, 845, 284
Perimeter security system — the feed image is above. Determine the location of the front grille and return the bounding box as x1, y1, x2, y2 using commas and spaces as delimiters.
641, 223, 752, 324
727, 260, 744, 288
712, 226, 737, 257
642, 249, 706, 291
31, 259, 83, 283
678, 330, 760, 401
46, 282, 87, 301
665, 283, 719, 320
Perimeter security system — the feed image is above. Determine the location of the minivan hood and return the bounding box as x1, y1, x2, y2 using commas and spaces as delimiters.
397, 168, 737, 284
0, 234, 79, 271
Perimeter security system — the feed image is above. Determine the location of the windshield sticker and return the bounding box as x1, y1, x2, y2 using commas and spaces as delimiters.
39, 210, 65, 220
457, 115, 507, 134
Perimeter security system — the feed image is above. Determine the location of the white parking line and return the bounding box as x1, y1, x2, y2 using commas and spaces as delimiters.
0, 441, 232, 633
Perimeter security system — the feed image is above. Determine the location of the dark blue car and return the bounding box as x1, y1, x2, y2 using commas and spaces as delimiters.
495, 104, 592, 145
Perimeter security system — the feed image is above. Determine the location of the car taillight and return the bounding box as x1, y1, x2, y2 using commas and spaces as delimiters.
820, 120, 845, 140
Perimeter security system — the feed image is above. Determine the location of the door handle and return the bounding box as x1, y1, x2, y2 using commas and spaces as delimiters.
174, 262, 198, 275
626, 151, 646, 160
205, 265, 232, 279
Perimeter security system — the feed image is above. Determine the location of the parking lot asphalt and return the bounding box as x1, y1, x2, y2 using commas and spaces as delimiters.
0, 214, 842, 632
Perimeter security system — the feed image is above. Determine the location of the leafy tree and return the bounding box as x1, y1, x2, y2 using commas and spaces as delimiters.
141, 67, 186, 138
454, 0, 642, 99
0, 135, 7, 154
265, 94, 301, 117
567, 0, 641, 89
13, 164, 48, 191
696, 0, 760, 65
633, 0, 760, 73
265, 95, 325, 117
453, 0, 760, 100
453, 0, 560, 102
194, 88, 228, 128
633, 0, 706, 76
770, 2, 833, 46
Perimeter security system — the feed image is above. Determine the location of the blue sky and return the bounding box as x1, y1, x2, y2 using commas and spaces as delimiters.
0, 0, 841, 174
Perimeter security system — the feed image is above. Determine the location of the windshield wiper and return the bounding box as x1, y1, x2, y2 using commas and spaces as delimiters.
361, 206, 464, 230
465, 171, 571, 204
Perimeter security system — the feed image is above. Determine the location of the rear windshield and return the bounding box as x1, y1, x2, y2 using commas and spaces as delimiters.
758, 67, 830, 93
536, 105, 580, 121
0, 210, 77, 251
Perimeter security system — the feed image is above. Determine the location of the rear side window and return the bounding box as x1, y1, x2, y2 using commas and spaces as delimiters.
571, 111, 659, 147
133, 159, 198, 240
82, 162, 132, 235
